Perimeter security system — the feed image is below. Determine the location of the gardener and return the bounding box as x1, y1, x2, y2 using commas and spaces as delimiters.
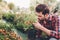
33, 4, 60, 40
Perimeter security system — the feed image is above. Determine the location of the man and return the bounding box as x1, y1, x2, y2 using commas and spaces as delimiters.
33, 4, 60, 40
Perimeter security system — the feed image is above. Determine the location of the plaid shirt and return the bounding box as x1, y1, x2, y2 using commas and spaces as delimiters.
50, 15, 60, 39
36, 15, 60, 39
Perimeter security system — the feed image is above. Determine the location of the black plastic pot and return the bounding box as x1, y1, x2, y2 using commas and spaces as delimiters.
16, 27, 27, 33
27, 29, 37, 40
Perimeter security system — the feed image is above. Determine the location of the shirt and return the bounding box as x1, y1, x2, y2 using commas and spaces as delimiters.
36, 15, 60, 39
50, 15, 60, 39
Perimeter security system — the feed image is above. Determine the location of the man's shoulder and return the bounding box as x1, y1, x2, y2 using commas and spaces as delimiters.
49, 14, 59, 20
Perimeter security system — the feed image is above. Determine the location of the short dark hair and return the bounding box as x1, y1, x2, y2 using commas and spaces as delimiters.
35, 4, 49, 15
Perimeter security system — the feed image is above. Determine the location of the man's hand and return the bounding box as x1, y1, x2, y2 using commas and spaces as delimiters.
33, 22, 42, 29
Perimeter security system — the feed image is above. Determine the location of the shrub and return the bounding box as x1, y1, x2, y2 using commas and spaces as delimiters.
0, 29, 22, 40
0, 20, 13, 31
2, 12, 15, 23
15, 13, 38, 31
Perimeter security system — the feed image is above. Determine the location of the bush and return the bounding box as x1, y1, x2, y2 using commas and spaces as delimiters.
15, 13, 38, 31
0, 20, 14, 31
2, 12, 15, 23
0, 29, 22, 40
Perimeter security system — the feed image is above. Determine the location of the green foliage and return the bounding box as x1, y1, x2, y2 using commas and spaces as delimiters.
0, 0, 3, 2
0, 34, 5, 40
0, 29, 21, 40
0, 20, 17, 40
15, 13, 38, 31
0, 20, 13, 31
2, 12, 15, 23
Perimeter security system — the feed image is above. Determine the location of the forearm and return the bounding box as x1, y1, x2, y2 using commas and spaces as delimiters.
38, 25, 51, 36
38, 26, 60, 38
33, 22, 51, 36
33, 22, 59, 38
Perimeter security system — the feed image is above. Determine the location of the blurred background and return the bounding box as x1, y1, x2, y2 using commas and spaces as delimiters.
0, 0, 60, 40
4, 0, 60, 14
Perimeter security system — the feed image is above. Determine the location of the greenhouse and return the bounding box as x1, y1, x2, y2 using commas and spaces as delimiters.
0, 0, 60, 40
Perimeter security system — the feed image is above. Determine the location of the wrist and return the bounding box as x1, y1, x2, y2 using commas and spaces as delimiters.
39, 25, 51, 36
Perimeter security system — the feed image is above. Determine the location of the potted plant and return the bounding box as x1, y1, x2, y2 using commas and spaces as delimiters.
14, 13, 38, 33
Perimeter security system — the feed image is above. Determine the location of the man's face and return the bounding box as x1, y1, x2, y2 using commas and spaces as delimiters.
36, 12, 49, 20
36, 12, 44, 20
